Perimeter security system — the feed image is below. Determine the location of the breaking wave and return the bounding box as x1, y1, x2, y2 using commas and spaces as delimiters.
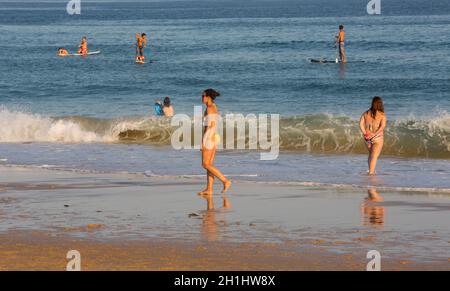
1, 107, 449, 159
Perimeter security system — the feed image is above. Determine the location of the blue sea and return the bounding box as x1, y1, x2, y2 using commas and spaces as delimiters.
0, 0, 449, 191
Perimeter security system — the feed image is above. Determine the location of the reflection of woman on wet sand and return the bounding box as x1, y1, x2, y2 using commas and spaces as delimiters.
201, 194, 231, 242
361, 188, 385, 229
198, 89, 231, 198
359, 96, 387, 175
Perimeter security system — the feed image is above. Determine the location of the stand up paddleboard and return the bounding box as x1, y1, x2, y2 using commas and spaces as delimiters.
310, 58, 339, 64
309, 58, 365, 64
67, 50, 101, 57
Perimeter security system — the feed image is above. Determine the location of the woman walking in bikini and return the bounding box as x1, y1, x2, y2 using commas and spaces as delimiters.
198, 89, 232, 199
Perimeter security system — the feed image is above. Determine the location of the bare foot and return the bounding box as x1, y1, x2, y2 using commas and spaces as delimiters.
221, 180, 232, 194
198, 189, 212, 197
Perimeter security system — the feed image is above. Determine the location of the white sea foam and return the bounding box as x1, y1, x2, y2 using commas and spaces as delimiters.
0, 106, 449, 158
0, 107, 107, 143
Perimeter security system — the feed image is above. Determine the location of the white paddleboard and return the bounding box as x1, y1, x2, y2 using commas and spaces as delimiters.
68, 50, 101, 56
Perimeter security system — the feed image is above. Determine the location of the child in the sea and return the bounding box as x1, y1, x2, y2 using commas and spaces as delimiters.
154, 100, 164, 116
154, 98, 174, 117
162, 96, 174, 117
78, 36, 88, 55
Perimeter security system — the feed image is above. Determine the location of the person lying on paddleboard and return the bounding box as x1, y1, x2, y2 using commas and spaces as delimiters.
78, 36, 88, 55
335, 25, 346, 63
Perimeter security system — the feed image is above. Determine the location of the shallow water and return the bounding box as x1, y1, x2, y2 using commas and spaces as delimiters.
1, 143, 450, 191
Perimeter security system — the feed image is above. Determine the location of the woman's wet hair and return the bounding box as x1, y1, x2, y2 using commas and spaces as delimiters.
370, 96, 384, 118
339, 24, 344, 30
141, 33, 146, 37
163, 96, 171, 106
203, 89, 220, 100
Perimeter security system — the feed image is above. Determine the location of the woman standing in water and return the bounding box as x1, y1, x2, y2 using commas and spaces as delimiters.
359, 96, 387, 175
198, 89, 231, 197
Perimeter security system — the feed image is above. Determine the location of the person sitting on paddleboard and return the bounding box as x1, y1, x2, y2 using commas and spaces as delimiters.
78, 36, 88, 55
335, 25, 346, 63
58, 48, 69, 56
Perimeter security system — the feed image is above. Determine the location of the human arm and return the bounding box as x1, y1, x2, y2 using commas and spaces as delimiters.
359, 113, 367, 135
370, 115, 387, 139
202, 106, 218, 148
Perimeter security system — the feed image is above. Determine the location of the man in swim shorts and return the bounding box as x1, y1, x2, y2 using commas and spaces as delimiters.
135, 33, 147, 62
335, 25, 346, 63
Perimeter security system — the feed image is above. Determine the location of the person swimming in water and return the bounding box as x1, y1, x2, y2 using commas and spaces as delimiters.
335, 25, 346, 63
359, 96, 387, 175
198, 89, 231, 198
77, 36, 88, 55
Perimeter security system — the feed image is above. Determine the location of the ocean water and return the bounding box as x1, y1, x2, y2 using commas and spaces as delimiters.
0, 0, 449, 191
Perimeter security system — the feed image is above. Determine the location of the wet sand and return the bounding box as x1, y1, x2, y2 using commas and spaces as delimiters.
2, 230, 446, 271
0, 166, 449, 271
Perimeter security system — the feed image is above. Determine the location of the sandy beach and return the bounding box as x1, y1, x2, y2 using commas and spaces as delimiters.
0, 166, 448, 271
